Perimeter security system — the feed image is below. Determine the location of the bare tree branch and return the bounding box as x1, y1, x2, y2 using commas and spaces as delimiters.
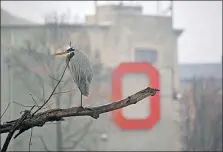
53, 88, 76, 95
1, 87, 159, 135
1, 106, 35, 152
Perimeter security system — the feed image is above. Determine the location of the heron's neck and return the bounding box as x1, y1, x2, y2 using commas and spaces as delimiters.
67, 52, 75, 62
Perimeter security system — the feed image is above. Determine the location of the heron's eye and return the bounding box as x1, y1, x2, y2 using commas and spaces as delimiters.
67, 48, 74, 52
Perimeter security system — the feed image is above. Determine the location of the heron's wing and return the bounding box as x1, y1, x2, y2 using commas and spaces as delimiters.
68, 50, 93, 96
68, 66, 77, 84
87, 68, 93, 83
71, 62, 90, 96
68, 56, 85, 85
76, 50, 93, 83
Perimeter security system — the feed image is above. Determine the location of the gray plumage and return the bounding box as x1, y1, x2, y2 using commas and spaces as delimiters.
66, 49, 93, 97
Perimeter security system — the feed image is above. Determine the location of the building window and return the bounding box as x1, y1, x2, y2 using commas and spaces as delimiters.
134, 48, 158, 64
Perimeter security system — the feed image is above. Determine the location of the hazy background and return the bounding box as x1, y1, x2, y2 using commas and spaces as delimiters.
1, 1, 222, 63
1, 1, 222, 151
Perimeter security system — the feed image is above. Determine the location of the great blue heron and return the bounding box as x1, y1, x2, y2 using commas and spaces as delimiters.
53, 42, 93, 110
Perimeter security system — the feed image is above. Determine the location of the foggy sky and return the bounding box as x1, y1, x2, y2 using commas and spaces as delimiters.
1, 1, 222, 63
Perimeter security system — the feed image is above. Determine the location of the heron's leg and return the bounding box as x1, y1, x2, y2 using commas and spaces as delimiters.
76, 93, 84, 113
81, 93, 82, 107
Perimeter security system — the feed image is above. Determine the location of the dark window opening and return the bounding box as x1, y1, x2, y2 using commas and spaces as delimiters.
135, 48, 158, 64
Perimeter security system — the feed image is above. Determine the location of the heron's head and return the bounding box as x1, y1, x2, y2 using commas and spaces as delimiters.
53, 47, 76, 57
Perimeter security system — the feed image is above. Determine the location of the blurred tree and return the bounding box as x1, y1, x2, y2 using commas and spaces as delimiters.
3, 10, 107, 151
181, 77, 222, 151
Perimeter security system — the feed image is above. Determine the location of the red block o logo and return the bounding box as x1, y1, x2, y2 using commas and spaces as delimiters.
112, 62, 160, 130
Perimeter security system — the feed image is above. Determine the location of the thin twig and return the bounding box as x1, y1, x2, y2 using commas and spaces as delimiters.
63, 120, 93, 150
53, 88, 76, 95
13, 101, 34, 108
32, 64, 68, 116
63, 119, 93, 143
29, 94, 39, 107
12, 100, 50, 111
1, 102, 11, 118
33, 136, 52, 152
48, 75, 64, 82
29, 128, 33, 152
42, 102, 55, 110
40, 78, 45, 100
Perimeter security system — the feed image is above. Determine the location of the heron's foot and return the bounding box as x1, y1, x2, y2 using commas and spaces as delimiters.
76, 106, 98, 119
76, 106, 85, 113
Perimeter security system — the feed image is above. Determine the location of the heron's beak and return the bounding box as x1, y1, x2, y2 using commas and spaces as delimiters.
53, 51, 68, 56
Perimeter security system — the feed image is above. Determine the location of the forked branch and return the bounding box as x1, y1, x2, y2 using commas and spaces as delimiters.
0, 87, 159, 135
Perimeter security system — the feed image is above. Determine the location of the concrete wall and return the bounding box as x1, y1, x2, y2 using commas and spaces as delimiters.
86, 4, 182, 90
86, 5, 182, 150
